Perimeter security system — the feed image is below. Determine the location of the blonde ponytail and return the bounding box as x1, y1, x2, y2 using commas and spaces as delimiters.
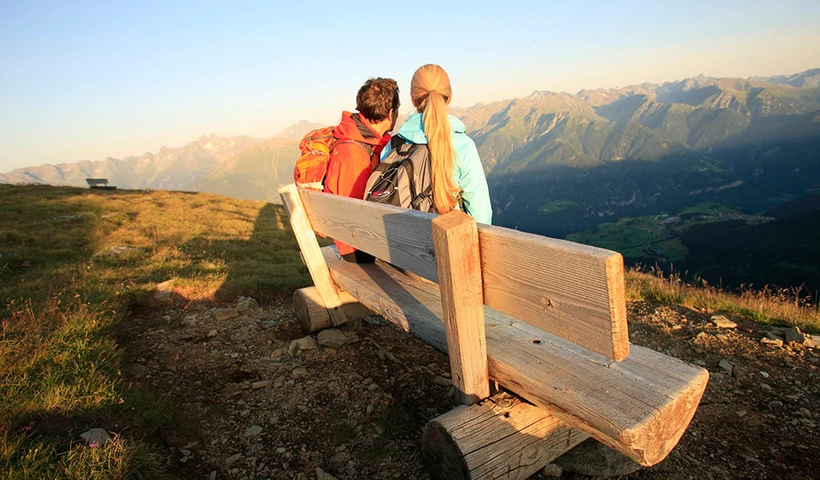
411, 64, 460, 214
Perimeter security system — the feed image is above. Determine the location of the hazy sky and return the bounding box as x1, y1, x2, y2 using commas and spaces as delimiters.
2, 0, 819, 172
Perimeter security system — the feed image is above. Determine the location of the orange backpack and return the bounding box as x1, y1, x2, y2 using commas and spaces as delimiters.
293, 127, 369, 191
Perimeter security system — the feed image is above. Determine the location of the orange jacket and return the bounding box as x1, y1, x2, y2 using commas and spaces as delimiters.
325, 111, 390, 255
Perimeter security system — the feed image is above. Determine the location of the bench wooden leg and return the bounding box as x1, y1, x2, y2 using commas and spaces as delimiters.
293, 286, 372, 334
423, 392, 588, 480
279, 184, 348, 326
432, 211, 490, 405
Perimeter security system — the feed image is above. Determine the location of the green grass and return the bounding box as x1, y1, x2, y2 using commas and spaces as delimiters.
0, 184, 309, 478
626, 267, 820, 333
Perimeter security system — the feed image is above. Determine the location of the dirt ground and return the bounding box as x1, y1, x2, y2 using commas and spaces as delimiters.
120, 293, 820, 480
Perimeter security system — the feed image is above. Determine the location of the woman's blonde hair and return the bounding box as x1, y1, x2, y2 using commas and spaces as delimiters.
411, 64, 460, 214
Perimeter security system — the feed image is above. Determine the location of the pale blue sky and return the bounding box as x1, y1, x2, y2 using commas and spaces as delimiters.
1, 0, 819, 171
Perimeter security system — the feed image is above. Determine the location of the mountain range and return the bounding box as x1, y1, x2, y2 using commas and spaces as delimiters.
3, 69, 819, 292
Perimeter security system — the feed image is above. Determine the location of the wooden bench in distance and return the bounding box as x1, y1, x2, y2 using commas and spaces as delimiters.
279, 184, 708, 467
86, 178, 117, 190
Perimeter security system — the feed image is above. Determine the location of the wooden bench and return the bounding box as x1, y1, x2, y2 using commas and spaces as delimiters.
279, 183, 709, 479
86, 178, 117, 190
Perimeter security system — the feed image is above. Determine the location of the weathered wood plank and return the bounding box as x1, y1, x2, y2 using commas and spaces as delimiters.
423, 392, 588, 480
432, 211, 489, 405
296, 186, 628, 360
278, 184, 347, 326
298, 186, 439, 281
322, 247, 708, 466
478, 226, 629, 360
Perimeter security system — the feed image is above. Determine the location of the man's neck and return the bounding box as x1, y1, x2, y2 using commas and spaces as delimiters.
360, 115, 391, 137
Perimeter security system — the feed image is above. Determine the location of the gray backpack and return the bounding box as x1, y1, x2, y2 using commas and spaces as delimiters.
365, 137, 434, 212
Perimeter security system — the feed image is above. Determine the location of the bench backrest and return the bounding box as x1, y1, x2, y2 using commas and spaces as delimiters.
295, 186, 629, 360
86, 178, 109, 186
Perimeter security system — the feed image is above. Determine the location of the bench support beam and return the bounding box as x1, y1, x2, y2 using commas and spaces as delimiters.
279, 184, 348, 326
293, 286, 372, 334
423, 391, 588, 480
432, 211, 489, 405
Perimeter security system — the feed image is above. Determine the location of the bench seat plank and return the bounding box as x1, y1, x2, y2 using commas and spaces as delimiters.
299, 187, 627, 360
322, 246, 708, 466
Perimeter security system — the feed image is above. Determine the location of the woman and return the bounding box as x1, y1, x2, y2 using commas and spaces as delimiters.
382, 64, 492, 224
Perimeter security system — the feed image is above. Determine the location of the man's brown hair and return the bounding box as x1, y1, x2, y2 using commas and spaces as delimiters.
356, 77, 400, 122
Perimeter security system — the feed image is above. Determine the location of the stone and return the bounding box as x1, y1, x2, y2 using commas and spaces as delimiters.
225, 453, 242, 465
80, 428, 111, 448
761, 337, 784, 348
207, 329, 218, 338
804, 334, 820, 348
236, 296, 260, 312
540, 463, 563, 477
316, 467, 337, 480
719, 359, 734, 376
711, 315, 737, 329
153, 279, 175, 301
760, 383, 772, 392
288, 336, 318, 356
251, 380, 273, 389
554, 438, 642, 477
784, 327, 805, 345
212, 308, 239, 321
768, 400, 783, 409
292, 367, 308, 378
261, 320, 278, 328
433, 376, 452, 387
245, 425, 263, 436
318, 328, 356, 348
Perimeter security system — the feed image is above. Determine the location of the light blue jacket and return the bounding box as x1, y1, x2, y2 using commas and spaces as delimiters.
381, 113, 493, 224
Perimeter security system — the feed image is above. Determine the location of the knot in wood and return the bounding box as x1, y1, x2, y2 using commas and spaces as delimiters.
541, 296, 554, 309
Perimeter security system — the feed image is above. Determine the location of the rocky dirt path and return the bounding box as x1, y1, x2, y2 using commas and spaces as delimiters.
120, 294, 820, 480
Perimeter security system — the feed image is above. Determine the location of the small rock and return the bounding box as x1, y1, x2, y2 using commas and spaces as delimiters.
161, 315, 172, 322
236, 296, 260, 312
292, 367, 308, 378
711, 315, 737, 329
768, 400, 783, 409
799, 407, 813, 418
288, 336, 318, 355
760, 383, 772, 392
80, 428, 111, 448
269, 349, 282, 359
153, 279, 175, 301
803, 334, 820, 348
718, 359, 734, 376
784, 327, 805, 345
212, 308, 239, 321
433, 376, 452, 387
225, 453, 242, 465
540, 463, 563, 477
318, 328, 356, 348
210, 471, 217, 480
761, 337, 784, 348
316, 467, 337, 480
252, 380, 273, 389
245, 425, 263, 436
760, 371, 770, 378
696, 331, 708, 340
693, 359, 706, 366
261, 320, 278, 328
207, 329, 218, 337
736, 409, 747, 417
765, 331, 784, 341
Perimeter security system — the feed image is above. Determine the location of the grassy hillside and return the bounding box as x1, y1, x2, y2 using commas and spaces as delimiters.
0, 184, 309, 478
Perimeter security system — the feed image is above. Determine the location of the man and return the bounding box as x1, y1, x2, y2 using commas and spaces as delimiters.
325, 77, 400, 263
